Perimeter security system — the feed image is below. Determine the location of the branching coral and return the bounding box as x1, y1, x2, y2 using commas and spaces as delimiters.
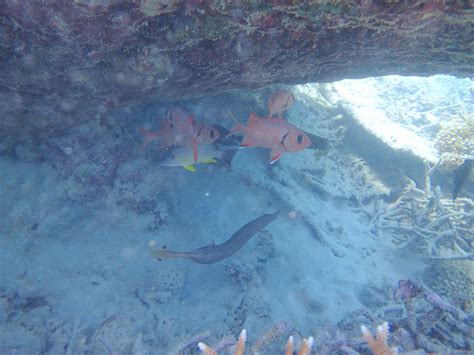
392, 279, 471, 352
198, 329, 246, 355
393, 279, 467, 322
198, 329, 314, 355
365, 160, 473, 260
250, 321, 288, 353
361, 322, 398, 355
173, 330, 212, 354
122, 275, 472, 354
277, 336, 310, 355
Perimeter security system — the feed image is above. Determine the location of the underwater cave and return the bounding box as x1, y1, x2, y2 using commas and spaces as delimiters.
0, 1, 473, 354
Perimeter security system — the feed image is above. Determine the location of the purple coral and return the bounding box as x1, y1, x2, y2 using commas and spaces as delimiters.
394, 279, 467, 321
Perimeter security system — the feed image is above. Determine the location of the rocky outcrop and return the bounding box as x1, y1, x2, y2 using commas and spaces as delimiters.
1, 1, 473, 142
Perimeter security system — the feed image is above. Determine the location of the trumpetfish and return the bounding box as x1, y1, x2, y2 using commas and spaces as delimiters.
152, 210, 279, 264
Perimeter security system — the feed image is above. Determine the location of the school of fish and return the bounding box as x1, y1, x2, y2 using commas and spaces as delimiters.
139, 107, 219, 163
139, 90, 316, 169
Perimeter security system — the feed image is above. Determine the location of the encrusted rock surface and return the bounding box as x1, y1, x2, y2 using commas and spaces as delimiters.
1, 1, 472, 144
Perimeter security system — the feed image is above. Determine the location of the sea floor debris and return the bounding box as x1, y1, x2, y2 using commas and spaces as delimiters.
1, 77, 472, 354
168, 279, 472, 354
361, 160, 473, 261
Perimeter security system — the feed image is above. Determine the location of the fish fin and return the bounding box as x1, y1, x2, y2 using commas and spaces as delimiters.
192, 138, 198, 162
214, 125, 242, 146
269, 150, 282, 164
220, 148, 238, 168
227, 129, 240, 138
204, 158, 218, 164
247, 111, 260, 125
240, 134, 255, 148
229, 121, 244, 135
184, 165, 196, 172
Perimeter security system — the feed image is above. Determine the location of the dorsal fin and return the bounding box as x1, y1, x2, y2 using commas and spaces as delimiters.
247, 111, 260, 126
269, 150, 282, 164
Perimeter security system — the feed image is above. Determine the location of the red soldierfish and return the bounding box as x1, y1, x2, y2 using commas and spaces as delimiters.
231, 112, 311, 164
268, 90, 295, 118
139, 108, 219, 162
165, 108, 218, 146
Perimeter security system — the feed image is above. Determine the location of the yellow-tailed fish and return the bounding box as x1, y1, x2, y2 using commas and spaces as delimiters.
160, 143, 237, 172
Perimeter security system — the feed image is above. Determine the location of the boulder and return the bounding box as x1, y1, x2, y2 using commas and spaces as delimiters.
1, 1, 472, 143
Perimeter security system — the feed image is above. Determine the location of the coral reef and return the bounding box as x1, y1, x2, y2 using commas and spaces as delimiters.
367, 160, 473, 260
393, 279, 467, 322
2, 254, 472, 354
390, 279, 472, 353
172, 330, 212, 354
423, 260, 473, 309
0, 288, 52, 354
89, 315, 137, 354
198, 329, 246, 355
361, 322, 397, 355
198, 329, 314, 355
435, 115, 474, 170
0, 287, 85, 354
250, 321, 289, 354
171, 278, 472, 354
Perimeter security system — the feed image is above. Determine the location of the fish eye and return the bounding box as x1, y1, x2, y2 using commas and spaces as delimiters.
209, 130, 215, 138
197, 128, 202, 137
297, 134, 303, 144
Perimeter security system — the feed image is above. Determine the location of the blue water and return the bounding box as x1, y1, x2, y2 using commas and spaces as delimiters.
1, 76, 473, 354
